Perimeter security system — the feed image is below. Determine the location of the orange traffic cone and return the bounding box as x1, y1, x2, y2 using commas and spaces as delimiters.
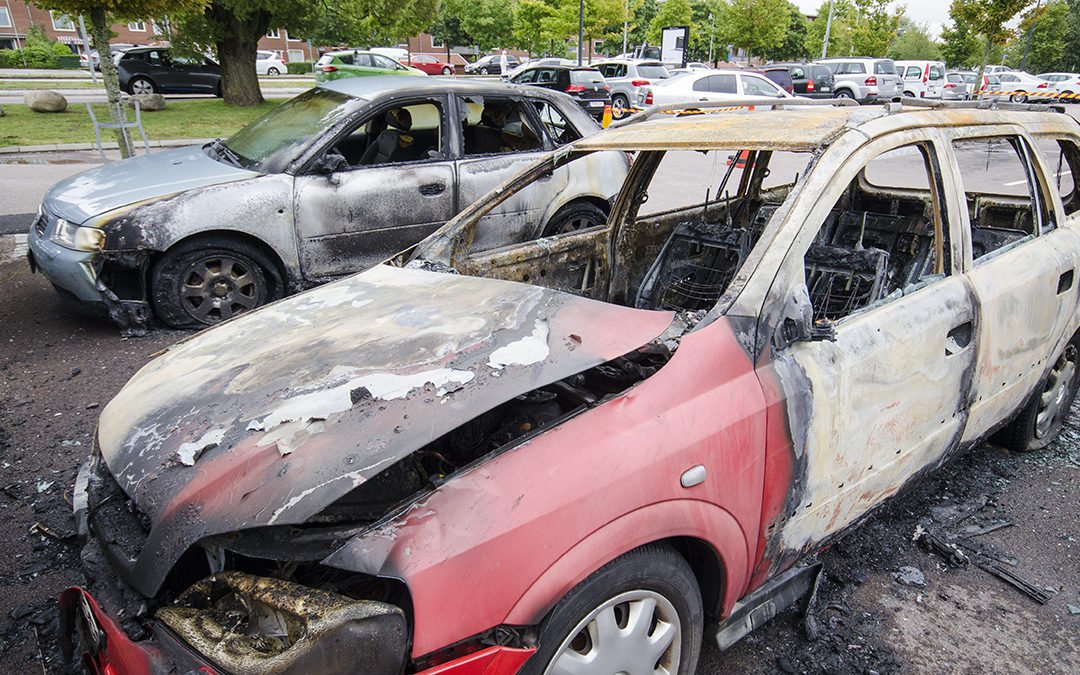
601, 104, 613, 128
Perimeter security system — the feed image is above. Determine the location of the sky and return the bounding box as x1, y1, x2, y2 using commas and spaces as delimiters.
796, 0, 952, 38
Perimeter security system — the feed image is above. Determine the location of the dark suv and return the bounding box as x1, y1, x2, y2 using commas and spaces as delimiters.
509, 66, 611, 119
769, 62, 836, 98
117, 47, 222, 96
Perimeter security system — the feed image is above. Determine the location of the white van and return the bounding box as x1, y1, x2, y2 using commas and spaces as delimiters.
895, 60, 946, 99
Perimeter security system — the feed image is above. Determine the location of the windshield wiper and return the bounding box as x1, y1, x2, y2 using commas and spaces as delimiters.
210, 138, 245, 167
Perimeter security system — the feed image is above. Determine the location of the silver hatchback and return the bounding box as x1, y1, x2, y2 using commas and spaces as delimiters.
818, 57, 901, 103
592, 59, 672, 119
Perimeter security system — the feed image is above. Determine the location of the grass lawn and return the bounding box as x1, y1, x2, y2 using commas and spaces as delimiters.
0, 80, 99, 90
0, 99, 286, 147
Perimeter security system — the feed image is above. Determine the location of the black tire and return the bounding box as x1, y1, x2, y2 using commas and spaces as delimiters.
267, 67, 280, 75
542, 202, 607, 237
480, 66, 489, 75
442, 66, 453, 75
151, 236, 282, 328
127, 76, 156, 96
520, 545, 703, 675
611, 94, 631, 120
215, 81, 223, 98
834, 89, 853, 100
903, 90, 916, 98
998, 341, 1080, 452
1010, 92, 1027, 103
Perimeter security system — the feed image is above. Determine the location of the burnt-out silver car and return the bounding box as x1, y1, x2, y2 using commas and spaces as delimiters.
27, 77, 626, 331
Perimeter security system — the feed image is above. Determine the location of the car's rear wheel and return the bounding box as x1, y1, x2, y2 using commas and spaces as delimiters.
128, 77, 156, 95
267, 66, 280, 75
904, 90, 915, 98
442, 66, 453, 75
999, 342, 1080, 452
1010, 91, 1028, 103
611, 94, 630, 119
521, 545, 702, 675
151, 237, 282, 328
542, 202, 607, 237
835, 89, 853, 99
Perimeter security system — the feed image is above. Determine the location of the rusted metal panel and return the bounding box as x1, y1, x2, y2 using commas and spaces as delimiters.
95, 264, 674, 597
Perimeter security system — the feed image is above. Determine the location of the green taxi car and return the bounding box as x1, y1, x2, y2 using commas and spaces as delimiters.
314, 50, 427, 82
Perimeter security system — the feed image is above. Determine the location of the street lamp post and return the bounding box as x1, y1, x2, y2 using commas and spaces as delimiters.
822, 0, 835, 58
1021, 0, 1042, 72
623, 0, 629, 55
709, 12, 715, 65
578, 0, 585, 66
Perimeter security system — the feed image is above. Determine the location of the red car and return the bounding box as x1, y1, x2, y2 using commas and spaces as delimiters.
400, 54, 455, 75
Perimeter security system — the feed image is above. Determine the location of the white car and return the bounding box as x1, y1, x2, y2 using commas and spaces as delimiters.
256, 50, 287, 75
996, 71, 1053, 102
639, 70, 793, 107
895, 60, 946, 99
1039, 72, 1080, 97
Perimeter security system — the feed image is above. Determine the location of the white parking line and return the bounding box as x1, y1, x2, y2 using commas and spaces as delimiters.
1003, 169, 1072, 187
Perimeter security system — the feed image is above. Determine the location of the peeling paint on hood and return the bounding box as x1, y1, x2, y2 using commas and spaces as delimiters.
42, 145, 259, 225
95, 264, 674, 596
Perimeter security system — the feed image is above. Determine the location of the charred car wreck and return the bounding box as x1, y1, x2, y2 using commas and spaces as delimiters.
27, 77, 624, 333
64, 100, 1080, 674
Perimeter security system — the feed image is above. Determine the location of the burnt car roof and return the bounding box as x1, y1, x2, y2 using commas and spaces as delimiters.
317, 76, 574, 102
574, 107, 1080, 153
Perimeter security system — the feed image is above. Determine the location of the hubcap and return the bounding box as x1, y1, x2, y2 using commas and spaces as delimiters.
544, 590, 681, 675
179, 255, 261, 324
613, 98, 627, 118
132, 79, 153, 95
1035, 346, 1077, 438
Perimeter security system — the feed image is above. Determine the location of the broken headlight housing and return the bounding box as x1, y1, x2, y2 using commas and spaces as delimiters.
51, 218, 105, 252
155, 572, 408, 675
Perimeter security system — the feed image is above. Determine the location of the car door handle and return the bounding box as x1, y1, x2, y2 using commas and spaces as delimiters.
1058, 268, 1074, 294
419, 182, 445, 196
945, 321, 973, 356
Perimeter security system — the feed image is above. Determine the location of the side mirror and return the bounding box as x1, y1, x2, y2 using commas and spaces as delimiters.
773, 284, 836, 350
311, 151, 348, 175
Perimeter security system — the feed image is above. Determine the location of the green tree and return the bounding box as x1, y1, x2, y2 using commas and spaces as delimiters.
1005, 0, 1068, 72
764, 3, 810, 61
1067, 0, 1080, 70
628, 0, 659, 47
940, 18, 982, 67
888, 19, 941, 60
648, 0, 692, 43
849, 0, 903, 56
952, 0, 1030, 84
720, 0, 791, 63
455, 0, 516, 52
688, 0, 727, 63
545, 0, 625, 59
36, 0, 206, 157
430, 0, 470, 59
806, 0, 856, 58
513, 0, 558, 55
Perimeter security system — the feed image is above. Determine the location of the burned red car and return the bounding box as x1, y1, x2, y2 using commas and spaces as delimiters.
63, 99, 1080, 674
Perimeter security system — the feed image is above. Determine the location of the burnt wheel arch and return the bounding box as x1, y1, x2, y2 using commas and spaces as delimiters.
150, 232, 288, 328
541, 197, 611, 237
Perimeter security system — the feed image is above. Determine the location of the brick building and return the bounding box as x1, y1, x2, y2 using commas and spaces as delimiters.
0, 0, 314, 61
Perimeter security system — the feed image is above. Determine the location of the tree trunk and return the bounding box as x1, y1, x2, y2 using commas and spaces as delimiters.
975, 36, 991, 100
89, 7, 133, 158
209, 3, 270, 106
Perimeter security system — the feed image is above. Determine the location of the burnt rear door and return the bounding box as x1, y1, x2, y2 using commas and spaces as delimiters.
293, 97, 456, 278
758, 131, 977, 557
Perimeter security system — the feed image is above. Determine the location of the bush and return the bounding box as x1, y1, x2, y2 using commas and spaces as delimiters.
54, 54, 80, 69
286, 61, 314, 75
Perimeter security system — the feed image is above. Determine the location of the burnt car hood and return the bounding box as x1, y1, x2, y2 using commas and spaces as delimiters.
95, 265, 674, 596
43, 145, 258, 225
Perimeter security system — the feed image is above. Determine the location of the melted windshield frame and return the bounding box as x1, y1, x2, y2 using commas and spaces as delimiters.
218, 88, 366, 173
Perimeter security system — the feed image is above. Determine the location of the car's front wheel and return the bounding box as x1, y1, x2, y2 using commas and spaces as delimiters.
1010, 91, 1028, 103
151, 236, 282, 328
521, 545, 703, 675
999, 342, 1080, 452
479, 66, 489, 75
128, 76, 156, 95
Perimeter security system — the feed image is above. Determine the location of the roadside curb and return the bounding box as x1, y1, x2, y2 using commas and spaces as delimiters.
1, 233, 27, 262
0, 138, 214, 155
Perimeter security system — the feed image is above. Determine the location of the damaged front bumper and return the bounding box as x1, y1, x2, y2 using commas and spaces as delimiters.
28, 224, 152, 332
60, 572, 409, 675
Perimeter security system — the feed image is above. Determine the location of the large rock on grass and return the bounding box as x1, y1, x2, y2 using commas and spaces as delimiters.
24, 90, 67, 113
128, 93, 166, 112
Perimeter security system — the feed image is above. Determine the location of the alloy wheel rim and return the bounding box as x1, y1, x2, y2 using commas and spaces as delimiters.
180, 255, 261, 324
613, 98, 627, 118
132, 79, 153, 95
544, 590, 681, 675
1035, 346, 1077, 438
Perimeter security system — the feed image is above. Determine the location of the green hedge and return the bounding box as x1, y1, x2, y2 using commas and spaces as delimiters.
0, 48, 83, 69
286, 61, 314, 75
